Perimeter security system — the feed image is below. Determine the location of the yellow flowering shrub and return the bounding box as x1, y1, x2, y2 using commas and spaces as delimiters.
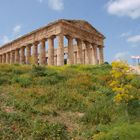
110, 61, 134, 103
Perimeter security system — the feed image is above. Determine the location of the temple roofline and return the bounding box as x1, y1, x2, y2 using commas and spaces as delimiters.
0, 19, 105, 49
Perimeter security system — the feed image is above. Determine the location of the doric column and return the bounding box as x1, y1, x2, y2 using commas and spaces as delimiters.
83, 50, 86, 64
32, 42, 38, 65
15, 49, 20, 63
2, 54, 6, 63
85, 42, 91, 65
10, 51, 15, 64
57, 34, 64, 66
91, 44, 98, 65
20, 46, 25, 64
8, 52, 10, 64
48, 36, 54, 66
98, 46, 104, 64
67, 36, 74, 65
0, 55, 2, 63
6, 53, 9, 64
76, 39, 83, 64
26, 44, 32, 64
40, 39, 46, 65
54, 55, 56, 66
74, 52, 77, 64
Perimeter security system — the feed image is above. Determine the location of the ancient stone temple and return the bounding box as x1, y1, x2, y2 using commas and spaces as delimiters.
0, 19, 105, 66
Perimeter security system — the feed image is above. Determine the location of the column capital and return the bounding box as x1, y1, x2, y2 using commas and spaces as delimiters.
75, 38, 82, 42
41, 38, 47, 42
98, 45, 104, 48
48, 35, 56, 40
15, 48, 20, 51
65, 35, 73, 40
34, 41, 39, 46
84, 41, 91, 46
21, 46, 26, 49
27, 44, 32, 47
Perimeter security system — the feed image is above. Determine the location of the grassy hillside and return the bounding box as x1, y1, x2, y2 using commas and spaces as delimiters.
0, 64, 139, 140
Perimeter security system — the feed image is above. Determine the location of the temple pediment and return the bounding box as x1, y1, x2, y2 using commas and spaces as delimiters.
62, 19, 105, 38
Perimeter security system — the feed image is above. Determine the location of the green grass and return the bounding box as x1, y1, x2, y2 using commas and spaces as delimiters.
0, 64, 139, 140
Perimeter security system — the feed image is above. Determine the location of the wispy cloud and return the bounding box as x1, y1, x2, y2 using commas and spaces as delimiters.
114, 51, 130, 61
0, 24, 22, 46
48, 0, 64, 11
1, 36, 10, 44
37, 0, 43, 3
107, 0, 140, 19
127, 35, 140, 43
120, 31, 131, 38
13, 25, 22, 35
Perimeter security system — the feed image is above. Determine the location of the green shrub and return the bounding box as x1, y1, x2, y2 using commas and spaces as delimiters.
31, 120, 69, 140
82, 95, 115, 125
31, 65, 47, 77
38, 74, 65, 85
131, 77, 140, 89
93, 122, 140, 140
128, 99, 140, 121
12, 75, 32, 88
0, 76, 10, 85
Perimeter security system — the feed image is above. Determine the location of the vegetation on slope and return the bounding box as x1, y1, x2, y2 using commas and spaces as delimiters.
0, 63, 139, 140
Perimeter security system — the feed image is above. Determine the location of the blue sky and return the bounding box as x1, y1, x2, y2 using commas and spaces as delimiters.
0, 0, 140, 63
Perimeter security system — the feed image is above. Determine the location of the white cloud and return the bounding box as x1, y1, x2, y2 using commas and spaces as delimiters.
114, 51, 130, 61
13, 25, 22, 35
127, 35, 140, 43
48, 0, 64, 11
107, 0, 140, 19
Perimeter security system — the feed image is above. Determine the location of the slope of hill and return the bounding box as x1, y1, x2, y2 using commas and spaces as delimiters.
0, 64, 139, 140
